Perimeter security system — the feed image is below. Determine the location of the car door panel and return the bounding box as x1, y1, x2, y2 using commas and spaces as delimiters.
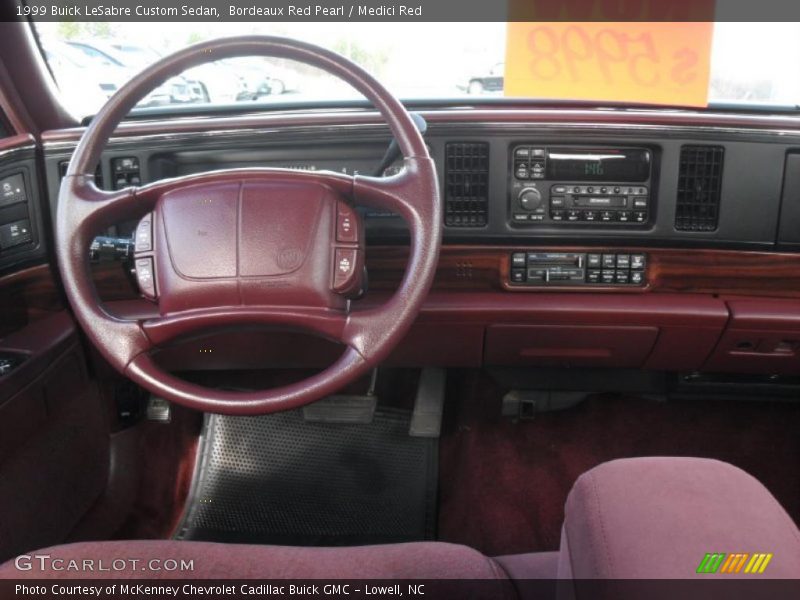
0, 136, 112, 562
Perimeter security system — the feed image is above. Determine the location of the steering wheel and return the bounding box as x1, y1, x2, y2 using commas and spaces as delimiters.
56, 36, 441, 415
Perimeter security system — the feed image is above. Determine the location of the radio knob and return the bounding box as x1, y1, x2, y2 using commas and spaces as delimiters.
518, 187, 542, 211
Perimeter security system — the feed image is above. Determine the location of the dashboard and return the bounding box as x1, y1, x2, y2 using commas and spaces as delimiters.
4, 106, 800, 378
35, 111, 799, 253
32, 110, 800, 291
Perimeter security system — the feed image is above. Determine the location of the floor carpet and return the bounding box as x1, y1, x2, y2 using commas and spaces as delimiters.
438, 370, 800, 556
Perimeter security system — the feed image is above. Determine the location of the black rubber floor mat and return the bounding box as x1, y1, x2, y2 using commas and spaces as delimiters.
175, 408, 438, 545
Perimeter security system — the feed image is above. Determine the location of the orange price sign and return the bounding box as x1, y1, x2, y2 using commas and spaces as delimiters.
504, 22, 715, 107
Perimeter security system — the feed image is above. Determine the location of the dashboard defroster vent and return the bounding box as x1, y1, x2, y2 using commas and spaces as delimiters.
675, 145, 724, 232
444, 142, 489, 227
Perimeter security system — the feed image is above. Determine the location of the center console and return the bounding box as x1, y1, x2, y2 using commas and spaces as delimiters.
509, 145, 654, 227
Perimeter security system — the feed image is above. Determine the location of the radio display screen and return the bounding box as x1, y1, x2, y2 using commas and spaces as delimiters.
546, 148, 651, 182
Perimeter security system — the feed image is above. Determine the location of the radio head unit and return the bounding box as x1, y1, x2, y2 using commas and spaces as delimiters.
510, 146, 653, 226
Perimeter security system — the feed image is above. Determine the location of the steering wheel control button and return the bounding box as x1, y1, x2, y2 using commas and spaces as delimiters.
336, 202, 359, 243
0, 219, 32, 249
508, 251, 647, 287
135, 257, 157, 299
135, 214, 153, 252
333, 247, 359, 293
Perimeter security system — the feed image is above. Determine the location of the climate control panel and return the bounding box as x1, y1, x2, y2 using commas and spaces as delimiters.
509, 251, 647, 287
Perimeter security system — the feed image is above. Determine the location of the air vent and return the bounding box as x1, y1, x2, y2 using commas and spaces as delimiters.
675, 145, 724, 232
444, 142, 489, 227
59, 161, 103, 189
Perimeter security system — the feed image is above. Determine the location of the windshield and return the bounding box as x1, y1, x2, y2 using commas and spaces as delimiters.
33, 21, 800, 119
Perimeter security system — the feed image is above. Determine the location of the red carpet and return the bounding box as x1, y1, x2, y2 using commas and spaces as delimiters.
115, 405, 203, 540
438, 370, 800, 556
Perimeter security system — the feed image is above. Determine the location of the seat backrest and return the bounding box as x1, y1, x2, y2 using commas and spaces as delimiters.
558, 457, 800, 580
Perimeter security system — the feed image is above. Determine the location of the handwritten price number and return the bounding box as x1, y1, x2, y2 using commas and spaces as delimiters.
526, 25, 699, 87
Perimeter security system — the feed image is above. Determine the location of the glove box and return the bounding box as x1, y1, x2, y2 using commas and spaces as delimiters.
484, 324, 659, 368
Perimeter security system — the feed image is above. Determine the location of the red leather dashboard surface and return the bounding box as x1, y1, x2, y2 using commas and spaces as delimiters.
97, 249, 800, 373
106, 292, 730, 371
484, 324, 659, 368
374, 291, 729, 371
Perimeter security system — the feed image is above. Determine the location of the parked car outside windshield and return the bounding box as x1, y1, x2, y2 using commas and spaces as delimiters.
32, 21, 800, 120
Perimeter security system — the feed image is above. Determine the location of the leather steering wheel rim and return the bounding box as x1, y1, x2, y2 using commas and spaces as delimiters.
56, 36, 441, 415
